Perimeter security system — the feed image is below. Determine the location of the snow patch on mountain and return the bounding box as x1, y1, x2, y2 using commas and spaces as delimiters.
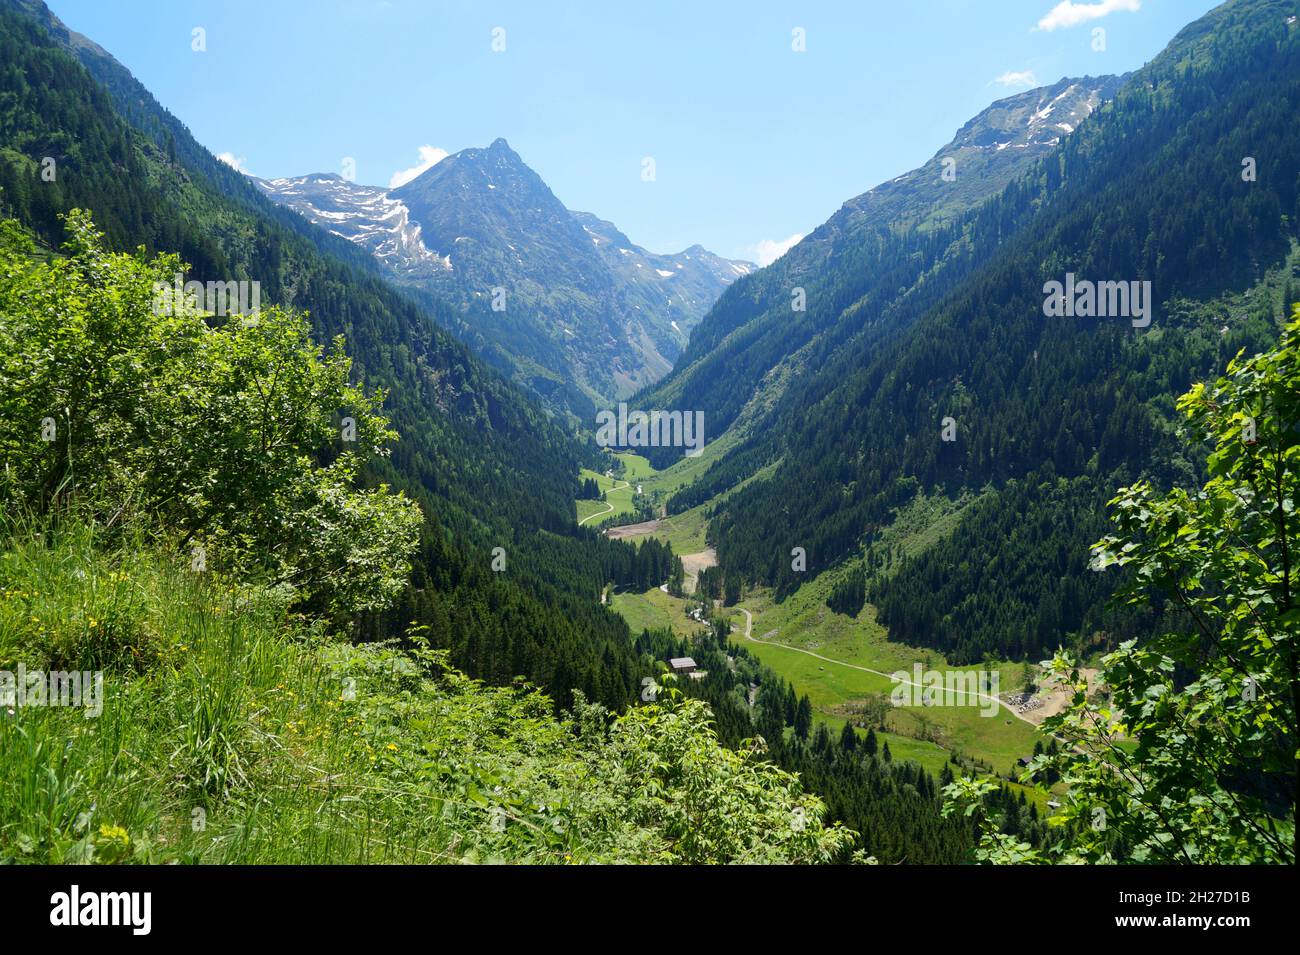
254, 174, 451, 280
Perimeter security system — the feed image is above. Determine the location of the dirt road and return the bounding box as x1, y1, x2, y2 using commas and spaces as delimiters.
604, 517, 660, 539
733, 608, 1036, 726
578, 480, 628, 527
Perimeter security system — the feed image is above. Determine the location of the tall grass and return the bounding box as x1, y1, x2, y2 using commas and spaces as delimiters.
0, 515, 853, 864
0, 517, 435, 862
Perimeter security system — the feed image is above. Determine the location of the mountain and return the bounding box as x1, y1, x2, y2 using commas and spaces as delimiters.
256, 142, 753, 416
638, 75, 1123, 467
836, 74, 1125, 233
4, 0, 1290, 869
0, 0, 669, 711
251, 174, 452, 281
664, 0, 1300, 664
571, 211, 755, 386
0, 0, 976, 864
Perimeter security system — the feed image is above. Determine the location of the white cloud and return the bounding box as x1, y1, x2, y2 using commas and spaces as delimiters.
749, 233, 803, 267
217, 152, 251, 175
1036, 0, 1140, 32
388, 145, 449, 189
993, 70, 1038, 88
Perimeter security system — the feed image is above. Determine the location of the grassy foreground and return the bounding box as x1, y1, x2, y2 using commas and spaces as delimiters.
0, 520, 854, 864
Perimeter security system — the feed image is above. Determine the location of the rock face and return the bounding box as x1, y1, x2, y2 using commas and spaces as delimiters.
789, 75, 1127, 270
257, 140, 753, 413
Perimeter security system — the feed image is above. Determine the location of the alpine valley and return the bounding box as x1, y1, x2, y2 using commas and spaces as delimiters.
0, 0, 1296, 872
256, 142, 754, 419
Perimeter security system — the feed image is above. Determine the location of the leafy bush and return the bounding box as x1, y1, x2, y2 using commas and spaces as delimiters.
0, 212, 420, 618
947, 313, 1300, 864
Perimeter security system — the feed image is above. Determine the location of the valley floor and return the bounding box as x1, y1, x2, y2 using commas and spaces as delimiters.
578, 451, 1055, 806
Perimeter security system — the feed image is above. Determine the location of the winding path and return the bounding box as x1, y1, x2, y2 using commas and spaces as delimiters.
578, 479, 629, 526
733, 608, 1036, 726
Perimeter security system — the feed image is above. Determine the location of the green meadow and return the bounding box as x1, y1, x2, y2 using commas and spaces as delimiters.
585, 438, 1048, 790
575, 451, 655, 525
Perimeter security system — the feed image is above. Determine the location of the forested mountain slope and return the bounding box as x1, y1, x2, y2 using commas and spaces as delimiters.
701, 0, 1300, 663
637, 76, 1123, 468
0, 0, 661, 708
0, 0, 989, 863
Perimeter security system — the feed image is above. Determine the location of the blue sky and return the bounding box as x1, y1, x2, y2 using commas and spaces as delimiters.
48, 0, 1219, 262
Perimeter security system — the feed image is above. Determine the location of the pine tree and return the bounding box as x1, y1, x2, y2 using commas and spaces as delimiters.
794, 695, 813, 741
839, 721, 857, 753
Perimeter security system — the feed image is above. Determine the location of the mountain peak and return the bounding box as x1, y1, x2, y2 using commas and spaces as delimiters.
453, 137, 522, 167
260, 138, 751, 408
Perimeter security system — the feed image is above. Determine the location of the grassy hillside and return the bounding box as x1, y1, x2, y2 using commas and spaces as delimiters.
0, 520, 853, 864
